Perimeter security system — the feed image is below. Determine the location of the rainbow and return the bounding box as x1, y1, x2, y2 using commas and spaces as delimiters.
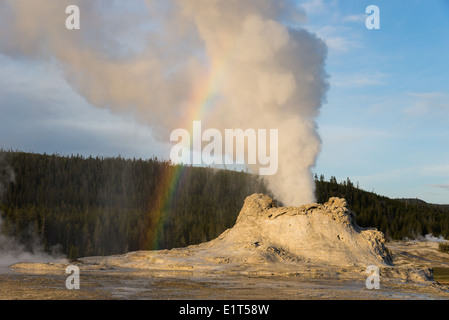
146, 163, 188, 249
145, 47, 234, 250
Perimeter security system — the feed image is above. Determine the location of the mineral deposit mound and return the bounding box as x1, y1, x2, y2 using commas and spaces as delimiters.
77, 194, 393, 273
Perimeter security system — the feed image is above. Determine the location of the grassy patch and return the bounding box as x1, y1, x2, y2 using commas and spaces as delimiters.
433, 267, 449, 285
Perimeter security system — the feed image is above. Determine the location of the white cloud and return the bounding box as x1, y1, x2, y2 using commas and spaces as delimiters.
320, 125, 393, 144
331, 72, 389, 87
0, 54, 168, 160
308, 23, 361, 53
430, 184, 449, 191
342, 14, 366, 23
421, 164, 449, 177
300, 0, 326, 15
402, 92, 449, 117
296, 1, 369, 53
323, 36, 355, 53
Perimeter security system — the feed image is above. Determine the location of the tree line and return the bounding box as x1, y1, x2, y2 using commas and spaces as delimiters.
0, 150, 271, 259
0, 150, 448, 260
314, 174, 449, 241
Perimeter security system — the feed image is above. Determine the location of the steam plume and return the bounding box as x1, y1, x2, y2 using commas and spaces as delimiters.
0, 0, 328, 205
0, 155, 65, 267
0, 218, 66, 267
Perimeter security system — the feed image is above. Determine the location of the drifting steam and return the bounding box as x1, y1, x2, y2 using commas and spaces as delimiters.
0, 156, 65, 267
0, 0, 328, 205
0, 218, 66, 267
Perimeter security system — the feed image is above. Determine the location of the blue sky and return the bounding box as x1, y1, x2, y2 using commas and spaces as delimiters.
0, 0, 448, 204
301, 0, 449, 204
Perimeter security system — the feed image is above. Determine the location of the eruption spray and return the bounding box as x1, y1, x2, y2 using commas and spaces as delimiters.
0, 0, 328, 205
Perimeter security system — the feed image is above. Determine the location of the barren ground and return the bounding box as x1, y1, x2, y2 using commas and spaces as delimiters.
1, 240, 449, 300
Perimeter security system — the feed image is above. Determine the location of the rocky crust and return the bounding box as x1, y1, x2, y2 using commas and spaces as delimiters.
51, 193, 395, 273
210, 193, 394, 267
